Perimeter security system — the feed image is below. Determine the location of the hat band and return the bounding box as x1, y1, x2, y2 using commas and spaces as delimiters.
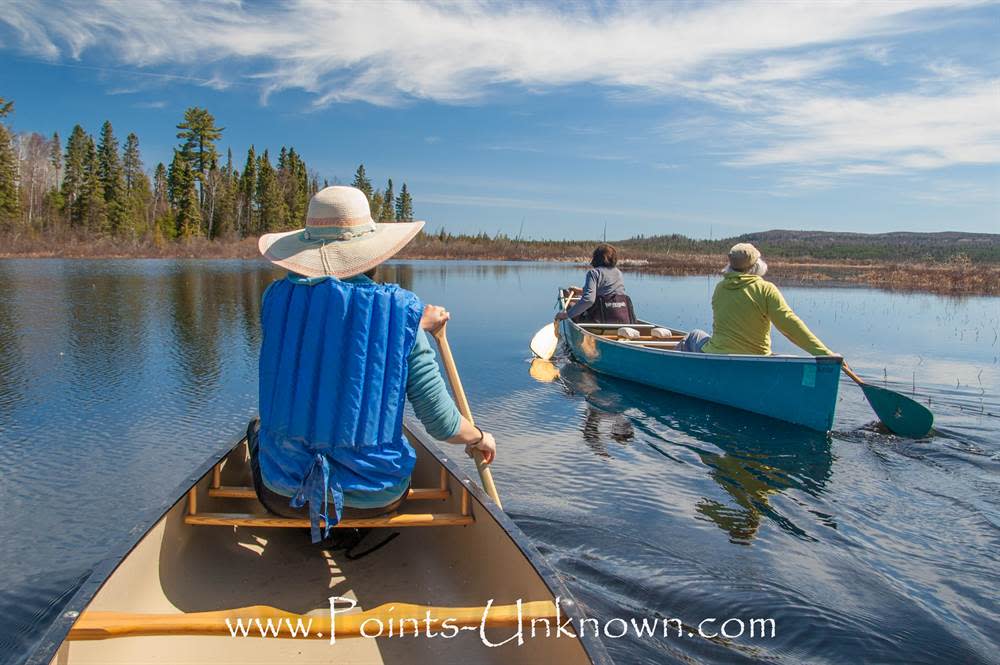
303, 222, 376, 242
308, 215, 375, 228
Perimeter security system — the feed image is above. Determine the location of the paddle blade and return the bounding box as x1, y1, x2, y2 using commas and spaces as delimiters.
860, 383, 934, 438
530, 322, 559, 360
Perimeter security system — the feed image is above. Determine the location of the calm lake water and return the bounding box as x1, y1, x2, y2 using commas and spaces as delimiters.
0, 259, 997, 664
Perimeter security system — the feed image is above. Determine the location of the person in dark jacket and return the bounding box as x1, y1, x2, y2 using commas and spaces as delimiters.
556, 243, 636, 324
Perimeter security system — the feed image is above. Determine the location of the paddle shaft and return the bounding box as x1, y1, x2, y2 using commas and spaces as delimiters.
68, 601, 556, 641
431, 324, 504, 509
841, 362, 866, 386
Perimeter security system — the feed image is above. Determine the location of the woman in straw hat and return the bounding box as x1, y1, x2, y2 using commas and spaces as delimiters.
678, 243, 834, 356
251, 185, 495, 544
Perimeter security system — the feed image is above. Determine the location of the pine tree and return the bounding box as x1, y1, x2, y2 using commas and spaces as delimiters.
256, 149, 287, 232
282, 147, 308, 227
175, 107, 223, 207
122, 133, 149, 238
370, 190, 384, 223
381, 178, 395, 222
0, 128, 18, 227
44, 132, 64, 227
0, 99, 18, 226
97, 121, 127, 235
152, 162, 172, 238
210, 148, 236, 238
352, 163, 373, 202
238, 145, 257, 236
395, 183, 414, 221
168, 149, 201, 237
61, 125, 90, 227
79, 135, 108, 233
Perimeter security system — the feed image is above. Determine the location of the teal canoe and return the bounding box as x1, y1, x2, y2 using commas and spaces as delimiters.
557, 289, 843, 432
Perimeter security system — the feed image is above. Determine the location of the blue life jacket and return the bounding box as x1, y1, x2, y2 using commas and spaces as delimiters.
257, 275, 423, 542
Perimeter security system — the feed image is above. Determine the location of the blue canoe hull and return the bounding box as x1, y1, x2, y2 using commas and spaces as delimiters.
560, 317, 842, 432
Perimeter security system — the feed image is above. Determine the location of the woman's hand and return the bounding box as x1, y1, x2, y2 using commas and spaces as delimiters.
467, 430, 496, 465
554, 311, 569, 321
420, 304, 450, 333
448, 418, 496, 464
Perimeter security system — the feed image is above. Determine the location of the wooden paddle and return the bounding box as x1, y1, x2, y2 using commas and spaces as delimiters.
530, 318, 560, 360
431, 323, 504, 509
842, 362, 934, 438
68, 600, 557, 640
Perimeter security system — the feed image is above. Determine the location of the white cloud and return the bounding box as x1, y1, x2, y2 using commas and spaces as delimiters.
2, 0, 997, 181
730, 80, 1000, 171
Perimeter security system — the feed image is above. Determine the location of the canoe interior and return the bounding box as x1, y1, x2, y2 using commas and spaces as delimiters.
42, 422, 602, 665
557, 288, 842, 431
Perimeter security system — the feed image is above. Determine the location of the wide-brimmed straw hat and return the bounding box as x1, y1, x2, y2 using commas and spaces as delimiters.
258, 186, 424, 278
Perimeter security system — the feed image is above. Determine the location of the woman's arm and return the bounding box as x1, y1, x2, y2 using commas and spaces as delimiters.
766, 285, 833, 356
406, 316, 497, 463
560, 269, 599, 320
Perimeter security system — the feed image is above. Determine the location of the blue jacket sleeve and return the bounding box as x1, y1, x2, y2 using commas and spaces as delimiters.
565, 269, 599, 319
406, 329, 463, 440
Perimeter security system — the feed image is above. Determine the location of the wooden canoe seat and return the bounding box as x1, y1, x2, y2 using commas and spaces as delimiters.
184, 512, 474, 528
208, 486, 450, 501
186, 460, 472, 529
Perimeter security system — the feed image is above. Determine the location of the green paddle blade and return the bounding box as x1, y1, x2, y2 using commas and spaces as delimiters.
860, 383, 934, 438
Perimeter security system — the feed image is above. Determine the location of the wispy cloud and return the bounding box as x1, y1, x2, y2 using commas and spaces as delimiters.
727, 80, 1000, 172
133, 100, 166, 109
2, 0, 997, 182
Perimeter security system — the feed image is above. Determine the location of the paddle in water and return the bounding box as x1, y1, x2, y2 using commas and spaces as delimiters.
842, 362, 934, 438
530, 318, 560, 360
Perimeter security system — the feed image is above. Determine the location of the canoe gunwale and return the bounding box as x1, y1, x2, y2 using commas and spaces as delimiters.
27, 419, 612, 665
25, 431, 246, 665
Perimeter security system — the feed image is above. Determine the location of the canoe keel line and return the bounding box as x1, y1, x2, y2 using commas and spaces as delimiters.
557, 288, 843, 432
30, 423, 609, 665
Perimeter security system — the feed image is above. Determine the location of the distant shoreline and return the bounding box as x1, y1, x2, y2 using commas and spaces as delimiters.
1, 233, 996, 296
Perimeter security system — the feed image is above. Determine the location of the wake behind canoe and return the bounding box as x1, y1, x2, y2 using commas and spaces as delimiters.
557, 288, 843, 432
30, 420, 608, 665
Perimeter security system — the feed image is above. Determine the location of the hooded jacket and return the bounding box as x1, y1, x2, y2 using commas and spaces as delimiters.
702, 272, 832, 356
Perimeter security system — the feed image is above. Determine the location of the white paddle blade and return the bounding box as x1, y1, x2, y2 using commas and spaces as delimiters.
530, 322, 559, 360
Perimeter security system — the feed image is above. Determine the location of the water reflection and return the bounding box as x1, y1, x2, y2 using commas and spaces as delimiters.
0, 259, 996, 665
0, 263, 24, 421
542, 359, 834, 544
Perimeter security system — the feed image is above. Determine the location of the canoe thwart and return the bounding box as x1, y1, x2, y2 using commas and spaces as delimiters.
207, 486, 451, 501
67, 600, 560, 641
184, 512, 475, 528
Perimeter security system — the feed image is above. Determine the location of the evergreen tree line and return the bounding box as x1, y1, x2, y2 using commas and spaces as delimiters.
0, 99, 416, 241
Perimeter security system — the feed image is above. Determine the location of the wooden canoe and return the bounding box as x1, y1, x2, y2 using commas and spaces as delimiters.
558, 288, 843, 431
29, 420, 609, 665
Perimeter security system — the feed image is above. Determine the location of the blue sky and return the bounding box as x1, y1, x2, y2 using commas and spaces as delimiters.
1, 1, 998, 239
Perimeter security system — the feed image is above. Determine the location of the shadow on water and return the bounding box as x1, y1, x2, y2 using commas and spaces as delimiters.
547, 359, 834, 545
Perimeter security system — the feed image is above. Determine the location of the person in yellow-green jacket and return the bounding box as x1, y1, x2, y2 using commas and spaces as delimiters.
678, 243, 834, 356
